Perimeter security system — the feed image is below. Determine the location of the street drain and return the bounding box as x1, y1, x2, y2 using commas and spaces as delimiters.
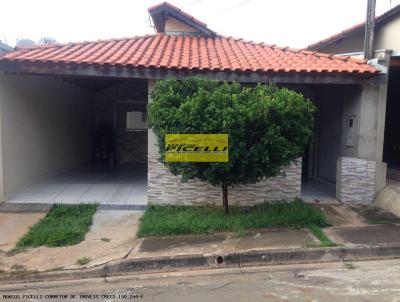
215, 256, 224, 265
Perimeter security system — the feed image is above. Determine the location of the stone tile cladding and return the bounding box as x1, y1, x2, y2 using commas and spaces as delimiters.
338, 157, 376, 203
148, 154, 302, 205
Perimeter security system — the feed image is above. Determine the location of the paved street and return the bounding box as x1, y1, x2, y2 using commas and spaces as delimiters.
1, 259, 400, 301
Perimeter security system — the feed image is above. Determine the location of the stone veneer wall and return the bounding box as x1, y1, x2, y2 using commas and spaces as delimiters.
148, 155, 302, 206
337, 157, 376, 203
95, 79, 148, 164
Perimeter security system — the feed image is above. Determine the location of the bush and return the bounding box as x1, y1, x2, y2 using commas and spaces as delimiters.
148, 77, 315, 213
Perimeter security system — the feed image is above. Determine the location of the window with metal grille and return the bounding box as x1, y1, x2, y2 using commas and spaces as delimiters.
114, 103, 147, 130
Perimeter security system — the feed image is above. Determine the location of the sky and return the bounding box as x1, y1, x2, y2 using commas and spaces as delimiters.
1, 0, 399, 49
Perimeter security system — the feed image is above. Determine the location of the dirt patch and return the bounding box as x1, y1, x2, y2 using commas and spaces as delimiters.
328, 224, 400, 245
310, 205, 349, 226
350, 205, 400, 224
0, 210, 142, 272
235, 228, 317, 250
0, 213, 46, 252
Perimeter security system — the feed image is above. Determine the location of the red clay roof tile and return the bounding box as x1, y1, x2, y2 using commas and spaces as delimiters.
0, 34, 378, 74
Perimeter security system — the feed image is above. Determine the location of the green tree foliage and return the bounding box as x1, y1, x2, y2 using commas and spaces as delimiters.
148, 77, 315, 214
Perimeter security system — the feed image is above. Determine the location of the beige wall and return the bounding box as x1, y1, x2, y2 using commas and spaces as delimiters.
316, 31, 364, 54
0, 74, 93, 200
165, 17, 198, 33
374, 17, 400, 51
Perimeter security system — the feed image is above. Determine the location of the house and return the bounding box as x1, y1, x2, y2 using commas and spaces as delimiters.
307, 4, 400, 199
0, 2, 385, 206
0, 41, 12, 56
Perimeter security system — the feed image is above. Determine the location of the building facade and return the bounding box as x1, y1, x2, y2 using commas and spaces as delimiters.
0, 2, 385, 206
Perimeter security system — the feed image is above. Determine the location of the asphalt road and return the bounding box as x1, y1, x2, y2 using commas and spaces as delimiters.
1, 259, 400, 302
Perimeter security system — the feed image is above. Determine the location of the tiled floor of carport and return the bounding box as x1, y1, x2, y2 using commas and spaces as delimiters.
7, 164, 147, 206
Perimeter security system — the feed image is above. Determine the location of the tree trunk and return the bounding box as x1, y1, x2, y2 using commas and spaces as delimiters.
222, 181, 229, 215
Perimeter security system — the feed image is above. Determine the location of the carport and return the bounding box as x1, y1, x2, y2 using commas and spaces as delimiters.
0, 74, 148, 206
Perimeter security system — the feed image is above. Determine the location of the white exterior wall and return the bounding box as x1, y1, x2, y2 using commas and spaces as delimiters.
0, 74, 93, 200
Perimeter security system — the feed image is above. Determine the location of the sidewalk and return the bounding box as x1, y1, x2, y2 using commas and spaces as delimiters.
0, 207, 142, 272
128, 203, 400, 259
1, 202, 400, 283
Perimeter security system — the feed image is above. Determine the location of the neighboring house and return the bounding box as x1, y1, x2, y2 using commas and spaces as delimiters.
0, 41, 12, 56
307, 5, 400, 56
0, 2, 385, 206
308, 4, 400, 193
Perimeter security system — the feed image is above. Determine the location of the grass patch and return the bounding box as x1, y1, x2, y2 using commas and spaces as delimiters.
138, 199, 328, 237
100, 237, 111, 242
344, 262, 356, 269
76, 257, 90, 266
308, 224, 337, 247
367, 219, 394, 225
10, 264, 26, 272
16, 204, 97, 248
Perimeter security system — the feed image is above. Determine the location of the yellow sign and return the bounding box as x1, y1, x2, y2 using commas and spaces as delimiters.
165, 134, 228, 162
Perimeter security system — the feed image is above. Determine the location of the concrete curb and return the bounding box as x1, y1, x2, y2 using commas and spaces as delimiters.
2, 244, 400, 284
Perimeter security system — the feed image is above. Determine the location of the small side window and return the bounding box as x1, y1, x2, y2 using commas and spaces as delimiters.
126, 111, 147, 130
114, 103, 147, 130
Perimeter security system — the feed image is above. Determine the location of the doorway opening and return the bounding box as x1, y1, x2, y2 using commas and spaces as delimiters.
301, 86, 343, 204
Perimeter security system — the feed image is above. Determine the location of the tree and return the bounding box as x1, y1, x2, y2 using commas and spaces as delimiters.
16, 38, 36, 48
38, 37, 57, 45
148, 77, 315, 214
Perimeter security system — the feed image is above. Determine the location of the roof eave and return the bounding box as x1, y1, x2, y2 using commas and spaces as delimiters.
0, 59, 382, 85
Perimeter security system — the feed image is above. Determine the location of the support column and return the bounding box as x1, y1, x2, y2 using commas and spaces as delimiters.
337, 79, 388, 203
147, 79, 157, 205
337, 157, 376, 203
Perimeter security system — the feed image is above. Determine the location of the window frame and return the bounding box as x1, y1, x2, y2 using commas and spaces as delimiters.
113, 101, 147, 132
